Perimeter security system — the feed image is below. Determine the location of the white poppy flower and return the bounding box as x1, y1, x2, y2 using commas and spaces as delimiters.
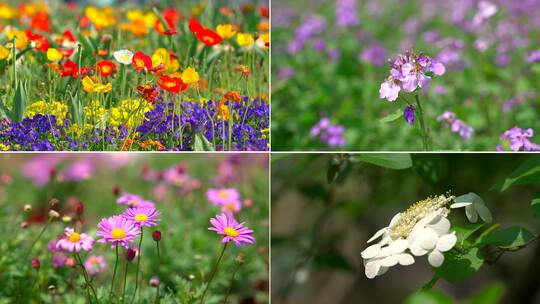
113, 49, 134, 65
451, 192, 492, 223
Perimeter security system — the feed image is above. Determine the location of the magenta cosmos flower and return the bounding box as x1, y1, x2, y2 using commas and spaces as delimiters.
56, 228, 94, 252
84, 255, 107, 276
206, 188, 241, 206
209, 213, 255, 246
117, 193, 155, 208
96, 216, 140, 248
121, 206, 160, 227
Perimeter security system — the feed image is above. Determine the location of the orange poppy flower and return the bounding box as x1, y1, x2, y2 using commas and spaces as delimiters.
217, 99, 230, 120
189, 18, 223, 46
61, 59, 78, 77
137, 84, 159, 104
235, 64, 250, 76
96, 59, 117, 77
132, 51, 153, 72
224, 91, 242, 103
59, 48, 74, 58
157, 75, 187, 93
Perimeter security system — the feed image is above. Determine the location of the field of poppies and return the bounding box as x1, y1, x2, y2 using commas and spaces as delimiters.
272, 0, 540, 151
0, 153, 269, 303
0, 1, 269, 151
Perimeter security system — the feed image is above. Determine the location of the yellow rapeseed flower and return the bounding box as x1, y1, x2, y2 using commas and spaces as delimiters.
236, 33, 254, 47
216, 24, 237, 40
26, 101, 68, 125
181, 67, 199, 85
46, 48, 63, 62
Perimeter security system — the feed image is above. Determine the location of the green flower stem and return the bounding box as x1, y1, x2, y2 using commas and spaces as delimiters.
223, 261, 243, 304
122, 258, 129, 303
200, 243, 228, 304
75, 252, 97, 302
110, 243, 119, 297
24, 217, 52, 263
130, 227, 144, 304
154, 240, 161, 304
420, 274, 440, 291
414, 94, 431, 151
12, 37, 16, 91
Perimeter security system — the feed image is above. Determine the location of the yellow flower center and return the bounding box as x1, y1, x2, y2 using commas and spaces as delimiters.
135, 214, 148, 222
102, 66, 111, 73
218, 191, 229, 199
224, 227, 239, 238
69, 232, 81, 243
224, 203, 235, 212
111, 228, 126, 239
135, 59, 144, 68
165, 81, 176, 88
128, 199, 139, 206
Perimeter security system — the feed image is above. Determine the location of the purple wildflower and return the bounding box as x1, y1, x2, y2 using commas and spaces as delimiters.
208, 213, 255, 246
96, 215, 141, 248
404, 105, 415, 125
56, 228, 94, 253
336, 0, 359, 28
84, 255, 107, 276
500, 127, 540, 151
117, 193, 155, 208
527, 50, 540, 63
360, 43, 387, 67
121, 206, 160, 228
310, 117, 346, 147
437, 111, 474, 140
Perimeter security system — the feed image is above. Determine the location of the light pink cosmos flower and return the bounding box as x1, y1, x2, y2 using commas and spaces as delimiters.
96, 216, 140, 248
208, 213, 255, 246
84, 255, 107, 276
64, 160, 95, 182
206, 188, 241, 206
56, 228, 94, 252
121, 206, 160, 228
117, 193, 155, 208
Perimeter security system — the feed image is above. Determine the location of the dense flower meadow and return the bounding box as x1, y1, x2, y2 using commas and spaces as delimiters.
0, 154, 269, 303
272, 0, 540, 151
0, 1, 269, 151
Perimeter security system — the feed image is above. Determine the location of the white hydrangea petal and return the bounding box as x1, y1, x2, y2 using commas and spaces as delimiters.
418, 229, 438, 250
379, 246, 391, 257
380, 255, 399, 267
361, 244, 381, 259
474, 203, 493, 223
367, 228, 387, 243
389, 239, 408, 254
427, 217, 451, 236
428, 250, 445, 267
450, 202, 472, 208
436, 232, 457, 252
417, 211, 439, 227
409, 242, 429, 256
377, 266, 389, 276
389, 213, 402, 227
465, 205, 478, 223
397, 253, 415, 266
470, 192, 485, 205
455, 193, 474, 204
365, 261, 381, 279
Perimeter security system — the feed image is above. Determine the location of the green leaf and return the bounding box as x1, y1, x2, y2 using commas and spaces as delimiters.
405, 290, 453, 304
380, 108, 403, 123
12, 80, 26, 122
0, 96, 12, 119
464, 282, 505, 304
454, 223, 485, 246
355, 153, 412, 170
313, 252, 354, 272
68, 93, 83, 125
531, 194, 540, 218
492, 156, 540, 191
193, 133, 214, 151
434, 248, 484, 283
480, 225, 535, 248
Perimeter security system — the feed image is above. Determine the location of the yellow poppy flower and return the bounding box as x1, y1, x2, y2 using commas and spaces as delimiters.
181, 67, 199, 85
7, 29, 28, 49
0, 45, 10, 60
47, 48, 63, 62
82, 76, 112, 93
236, 33, 254, 47
216, 24, 237, 40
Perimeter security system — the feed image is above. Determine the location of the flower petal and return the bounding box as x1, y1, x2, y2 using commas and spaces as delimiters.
367, 227, 387, 243
436, 232, 457, 252
365, 260, 381, 279
450, 202, 472, 208
380, 255, 399, 267
428, 250, 445, 267
397, 253, 415, 266
474, 203, 493, 223
361, 244, 381, 259
465, 205, 479, 223
389, 239, 408, 254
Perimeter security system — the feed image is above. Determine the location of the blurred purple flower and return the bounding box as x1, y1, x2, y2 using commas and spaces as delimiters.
437, 111, 474, 140
360, 43, 387, 66
336, 0, 359, 28
527, 50, 540, 63
278, 67, 295, 81
404, 105, 415, 125
310, 117, 346, 147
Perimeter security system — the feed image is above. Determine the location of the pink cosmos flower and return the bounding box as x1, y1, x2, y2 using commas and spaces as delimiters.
64, 160, 95, 181
206, 188, 241, 206
117, 193, 155, 208
121, 206, 160, 227
163, 165, 189, 186
84, 255, 107, 276
220, 200, 242, 214
56, 228, 94, 252
208, 213, 255, 246
96, 216, 140, 248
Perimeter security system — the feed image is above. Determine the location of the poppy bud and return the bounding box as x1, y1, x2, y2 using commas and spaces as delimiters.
113, 186, 120, 196
152, 230, 161, 241
31, 258, 41, 269
75, 201, 84, 214
126, 248, 137, 261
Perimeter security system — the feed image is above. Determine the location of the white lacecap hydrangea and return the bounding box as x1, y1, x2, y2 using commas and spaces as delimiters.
361, 193, 491, 279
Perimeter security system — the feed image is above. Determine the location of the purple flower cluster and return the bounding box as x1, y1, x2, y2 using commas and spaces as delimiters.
288, 15, 326, 54
310, 117, 346, 147
380, 51, 446, 101
437, 112, 474, 140
498, 127, 540, 151
527, 50, 540, 63
359, 43, 387, 67
335, 0, 360, 28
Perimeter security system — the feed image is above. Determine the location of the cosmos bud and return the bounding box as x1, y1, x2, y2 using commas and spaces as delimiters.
126, 248, 136, 261
149, 276, 160, 287
113, 186, 120, 196
75, 201, 84, 214
152, 230, 162, 241
31, 258, 41, 269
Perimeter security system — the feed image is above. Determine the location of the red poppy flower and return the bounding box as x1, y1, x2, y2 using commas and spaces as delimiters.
137, 84, 159, 104
79, 16, 90, 29
61, 59, 78, 77
259, 6, 269, 18
80, 66, 92, 78
31, 11, 51, 32
157, 75, 187, 93
96, 60, 117, 77
132, 51, 153, 72
59, 48, 74, 58
188, 18, 204, 33
219, 6, 235, 18
155, 8, 180, 35
188, 18, 222, 46
25, 30, 49, 52
62, 30, 77, 43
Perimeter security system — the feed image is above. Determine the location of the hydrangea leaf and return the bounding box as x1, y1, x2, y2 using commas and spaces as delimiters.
355, 153, 412, 170
480, 225, 535, 248
464, 282, 505, 304
531, 195, 540, 218
405, 290, 453, 304
379, 108, 403, 123
492, 156, 540, 191
433, 248, 483, 283
453, 223, 485, 247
